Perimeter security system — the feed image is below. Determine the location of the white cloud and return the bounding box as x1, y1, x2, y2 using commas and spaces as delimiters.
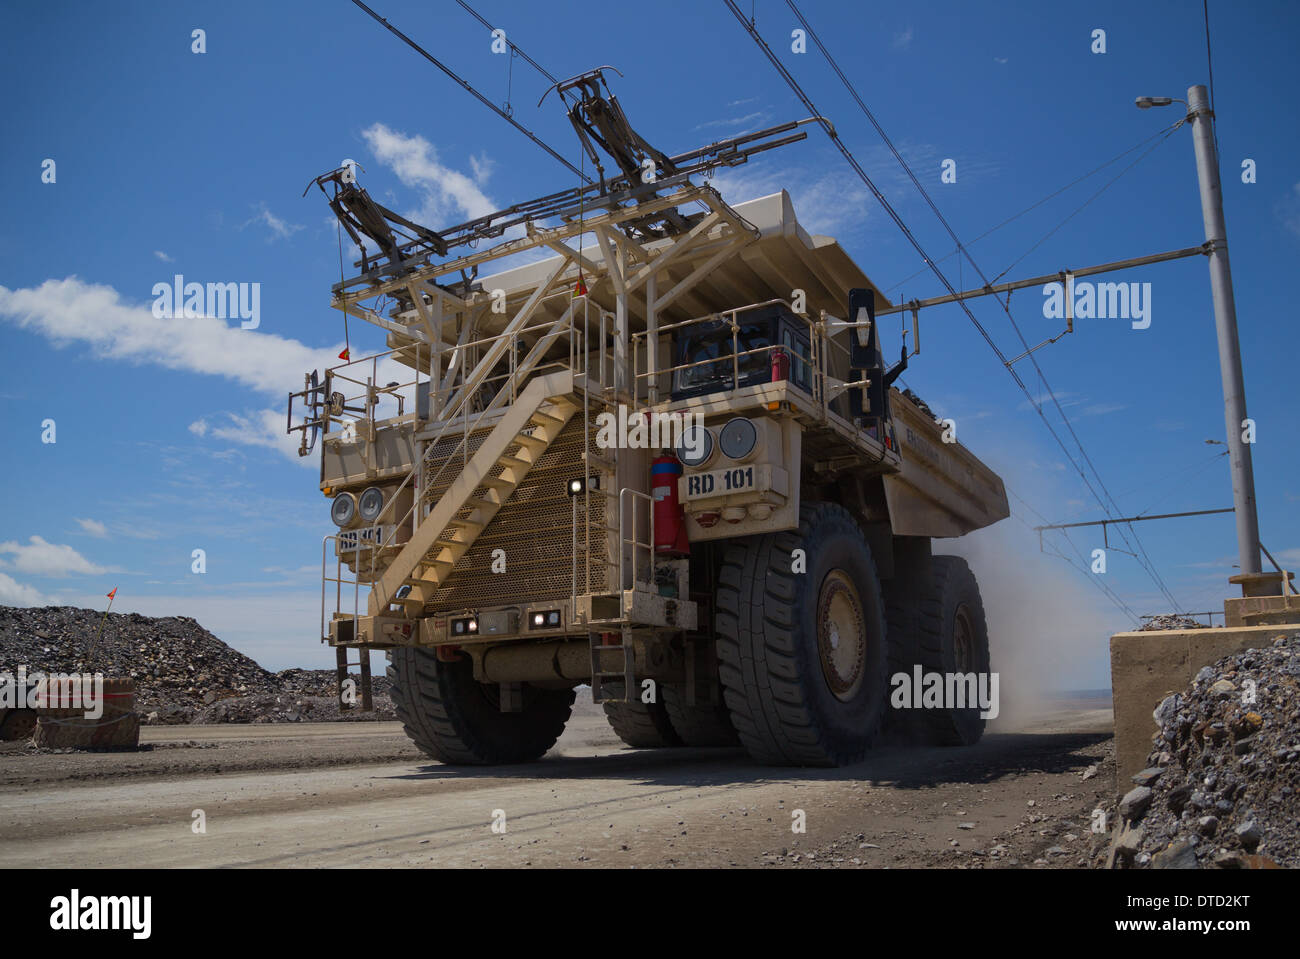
208, 409, 306, 463
0, 536, 113, 577
154, 250, 174, 262
1080, 402, 1127, 417
892, 27, 914, 50
710, 166, 871, 236
0, 277, 341, 398
362, 122, 498, 225
188, 418, 209, 437
241, 203, 304, 241
0, 572, 50, 606
468, 152, 495, 186
694, 111, 767, 131
75, 518, 108, 538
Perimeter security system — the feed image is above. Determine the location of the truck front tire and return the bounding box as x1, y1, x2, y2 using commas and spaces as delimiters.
715, 501, 889, 766
662, 682, 740, 747
388, 648, 573, 764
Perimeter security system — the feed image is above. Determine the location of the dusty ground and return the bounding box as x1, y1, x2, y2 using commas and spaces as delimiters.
0, 697, 1114, 868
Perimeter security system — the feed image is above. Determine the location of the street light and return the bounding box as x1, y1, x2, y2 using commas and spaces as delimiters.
1136, 85, 1264, 587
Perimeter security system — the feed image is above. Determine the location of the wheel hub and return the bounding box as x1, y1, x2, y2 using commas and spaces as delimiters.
816, 569, 866, 701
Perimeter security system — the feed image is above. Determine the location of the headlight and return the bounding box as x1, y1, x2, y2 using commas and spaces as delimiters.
330, 492, 358, 527
719, 417, 758, 460
677, 425, 714, 468
358, 487, 385, 523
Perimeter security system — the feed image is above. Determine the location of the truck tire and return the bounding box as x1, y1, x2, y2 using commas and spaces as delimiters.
662, 683, 740, 747
388, 648, 573, 764
715, 501, 889, 766
602, 697, 683, 748
882, 536, 931, 744
915, 555, 991, 746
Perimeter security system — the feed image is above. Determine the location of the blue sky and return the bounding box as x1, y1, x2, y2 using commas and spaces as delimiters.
1, 1, 1297, 687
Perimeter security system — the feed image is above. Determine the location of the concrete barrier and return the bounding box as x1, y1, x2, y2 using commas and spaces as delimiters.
1109, 624, 1300, 788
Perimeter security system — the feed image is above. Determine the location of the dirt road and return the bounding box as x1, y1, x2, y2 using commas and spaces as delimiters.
0, 699, 1115, 868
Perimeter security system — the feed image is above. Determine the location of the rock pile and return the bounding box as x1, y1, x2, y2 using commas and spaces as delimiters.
1110, 634, 1300, 868
1139, 614, 1208, 631
0, 606, 393, 725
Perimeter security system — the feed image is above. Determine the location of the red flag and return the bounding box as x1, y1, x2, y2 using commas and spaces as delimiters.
106, 587, 117, 600
574, 276, 587, 298
338, 348, 350, 361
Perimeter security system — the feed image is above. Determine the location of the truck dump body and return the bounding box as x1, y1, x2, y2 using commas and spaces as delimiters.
886, 389, 1010, 538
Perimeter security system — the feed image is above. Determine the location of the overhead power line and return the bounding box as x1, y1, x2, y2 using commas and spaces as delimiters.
350, 0, 591, 184
778, 0, 1182, 612
726, 0, 1183, 612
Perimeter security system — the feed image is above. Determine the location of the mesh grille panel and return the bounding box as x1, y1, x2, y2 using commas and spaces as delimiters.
421, 415, 612, 612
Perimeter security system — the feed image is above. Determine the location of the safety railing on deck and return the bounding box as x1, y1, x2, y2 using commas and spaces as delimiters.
629, 298, 831, 416
321, 294, 619, 636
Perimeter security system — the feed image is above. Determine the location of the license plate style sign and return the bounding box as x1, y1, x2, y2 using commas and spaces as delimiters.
683, 465, 758, 499
338, 525, 392, 552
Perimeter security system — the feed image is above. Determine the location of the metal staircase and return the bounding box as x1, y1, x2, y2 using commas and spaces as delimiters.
370, 370, 580, 616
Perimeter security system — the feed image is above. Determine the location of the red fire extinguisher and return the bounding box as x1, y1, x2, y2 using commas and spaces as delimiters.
771, 346, 790, 383
652, 454, 691, 556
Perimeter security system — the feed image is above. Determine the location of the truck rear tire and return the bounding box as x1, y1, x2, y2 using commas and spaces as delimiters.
388, 648, 573, 764
915, 555, 991, 746
662, 683, 740, 747
602, 696, 683, 748
715, 501, 889, 766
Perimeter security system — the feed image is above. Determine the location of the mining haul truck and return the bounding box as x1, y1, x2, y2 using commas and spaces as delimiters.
290, 78, 1008, 767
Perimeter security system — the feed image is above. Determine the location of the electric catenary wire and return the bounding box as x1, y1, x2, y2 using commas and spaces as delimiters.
884, 123, 1184, 294
779, 0, 1182, 613
350, 0, 591, 184
744, 0, 1184, 612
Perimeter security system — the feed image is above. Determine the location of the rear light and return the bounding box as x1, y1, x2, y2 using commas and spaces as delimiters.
529, 610, 562, 630
695, 511, 721, 528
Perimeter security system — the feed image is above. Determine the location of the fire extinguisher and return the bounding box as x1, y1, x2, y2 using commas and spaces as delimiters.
651, 454, 691, 556
771, 346, 790, 383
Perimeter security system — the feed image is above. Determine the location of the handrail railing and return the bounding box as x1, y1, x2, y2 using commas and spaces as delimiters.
331, 297, 613, 618
630, 298, 822, 414
618, 488, 655, 593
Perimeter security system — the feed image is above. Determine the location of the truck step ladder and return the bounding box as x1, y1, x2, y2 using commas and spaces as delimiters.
335, 646, 373, 711
589, 627, 635, 704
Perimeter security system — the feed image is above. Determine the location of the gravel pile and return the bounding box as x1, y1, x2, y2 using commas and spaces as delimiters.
1110, 634, 1300, 868
1139, 614, 1209, 631
0, 606, 393, 725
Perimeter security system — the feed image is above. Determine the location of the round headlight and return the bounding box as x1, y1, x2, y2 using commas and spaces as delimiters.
677, 425, 714, 468
719, 417, 758, 460
331, 492, 357, 527
358, 487, 385, 524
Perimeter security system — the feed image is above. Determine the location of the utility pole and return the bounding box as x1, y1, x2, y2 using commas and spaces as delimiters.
1186, 84, 1262, 577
